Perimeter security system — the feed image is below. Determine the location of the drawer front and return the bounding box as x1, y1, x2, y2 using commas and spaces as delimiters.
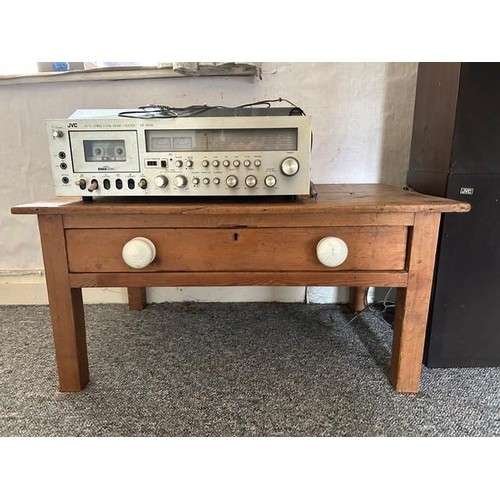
66, 227, 408, 272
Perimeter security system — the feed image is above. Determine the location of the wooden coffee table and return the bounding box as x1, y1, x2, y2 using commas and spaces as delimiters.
11, 184, 469, 393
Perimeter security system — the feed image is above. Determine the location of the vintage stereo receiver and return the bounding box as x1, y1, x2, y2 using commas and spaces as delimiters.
46, 105, 312, 198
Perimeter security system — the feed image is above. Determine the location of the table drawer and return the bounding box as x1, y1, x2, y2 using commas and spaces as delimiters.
66, 227, 408, 273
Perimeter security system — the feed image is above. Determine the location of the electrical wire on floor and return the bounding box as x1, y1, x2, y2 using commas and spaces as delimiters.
347, 287, 396, 327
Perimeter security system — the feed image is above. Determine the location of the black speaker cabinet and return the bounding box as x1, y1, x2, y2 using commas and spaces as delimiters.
407, 62, 500, 367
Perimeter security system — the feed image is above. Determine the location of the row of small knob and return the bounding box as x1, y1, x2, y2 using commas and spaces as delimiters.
122, 236, 349, 269
73, 174, 278, 191
156, 174, 277, 189
172, 159, 263, 168
168, 157, 299, 176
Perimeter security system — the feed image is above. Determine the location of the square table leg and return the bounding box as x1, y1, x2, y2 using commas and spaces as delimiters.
38, 215, 89, 391
390, 212, 441, 393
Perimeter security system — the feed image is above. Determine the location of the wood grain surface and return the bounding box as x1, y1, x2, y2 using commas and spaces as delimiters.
65, 226, 408, 273
11, 184, 471, 215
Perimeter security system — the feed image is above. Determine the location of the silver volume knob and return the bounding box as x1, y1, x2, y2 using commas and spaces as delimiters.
226, 175, 238, 188
245, 175, 257, 188
280, 157, 300, 176
174, 175, 188, 188
52, 130, 64, 139
265, 175, 276, 188
154, 175, 168, 188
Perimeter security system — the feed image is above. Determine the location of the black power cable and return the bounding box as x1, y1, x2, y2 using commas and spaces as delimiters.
117, 98, 306, 119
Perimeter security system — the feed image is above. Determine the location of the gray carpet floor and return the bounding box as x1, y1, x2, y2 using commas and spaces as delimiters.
1, 302, 499, 436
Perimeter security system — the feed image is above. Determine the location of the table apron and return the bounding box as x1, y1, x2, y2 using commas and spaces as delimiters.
68, 271, 409, 288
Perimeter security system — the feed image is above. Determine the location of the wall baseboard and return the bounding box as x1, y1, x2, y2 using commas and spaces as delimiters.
0, 273, 130, 305
0, 272, 317, 305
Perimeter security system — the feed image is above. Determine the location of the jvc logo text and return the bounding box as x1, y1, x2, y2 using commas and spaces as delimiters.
68, 123, 78, 128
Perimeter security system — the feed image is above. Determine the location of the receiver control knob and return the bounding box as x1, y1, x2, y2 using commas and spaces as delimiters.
175, 160, 183, 168
174, 175, 188, 188
138, 179, 147, 189
154, 175, 168, 188
280, 157, 300, 176
226, 175, 238, 188
264, 175, 276, 188
202, 160, 209, 168
245, 175, 257, 188
212, 160, 220, 167
122, 237, 156, 269
316, 237, 348, 267
76, 179, 86, 189
88, 179, 98, 192
52, 130, 64, 139
185, 160, 193, 168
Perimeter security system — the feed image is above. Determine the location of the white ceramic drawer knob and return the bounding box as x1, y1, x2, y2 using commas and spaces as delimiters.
122, 237, 156, 269
316, 236, 348, 267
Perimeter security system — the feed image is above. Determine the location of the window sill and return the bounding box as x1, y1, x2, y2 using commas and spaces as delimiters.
0, 65, 261, 86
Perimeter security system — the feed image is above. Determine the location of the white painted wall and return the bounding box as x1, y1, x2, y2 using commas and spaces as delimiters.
0, 62, 418, 304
